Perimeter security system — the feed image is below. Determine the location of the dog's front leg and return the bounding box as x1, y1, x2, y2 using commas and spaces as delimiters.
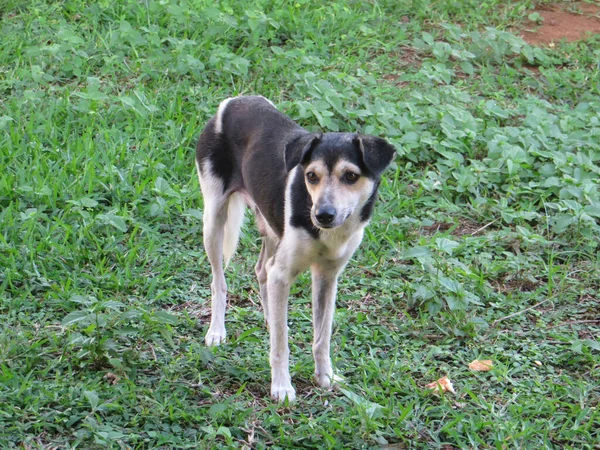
311, 264, 341, 388
266, 257, 296, 402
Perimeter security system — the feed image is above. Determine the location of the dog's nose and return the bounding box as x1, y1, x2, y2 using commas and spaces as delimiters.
316, 207, 336, 225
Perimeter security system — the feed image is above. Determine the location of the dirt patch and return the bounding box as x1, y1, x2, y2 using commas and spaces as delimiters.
421, 218, 496, 237
383, 46, 421, 87
171, 299, 211, 319
492, 275, 539, 294
521, 2, 600, 45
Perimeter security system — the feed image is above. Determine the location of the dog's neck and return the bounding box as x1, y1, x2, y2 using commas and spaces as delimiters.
315, 215, 367, 261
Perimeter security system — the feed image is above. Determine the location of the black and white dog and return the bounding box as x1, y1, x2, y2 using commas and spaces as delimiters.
195, 96, 395, 401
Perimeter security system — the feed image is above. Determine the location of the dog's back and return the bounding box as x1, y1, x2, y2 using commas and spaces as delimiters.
196, 96, 303, 237
196, 96, 296, 187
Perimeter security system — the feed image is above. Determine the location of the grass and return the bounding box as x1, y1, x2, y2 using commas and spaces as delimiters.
1, 0, 599, 448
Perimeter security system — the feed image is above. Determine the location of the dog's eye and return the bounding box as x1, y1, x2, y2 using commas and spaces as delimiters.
344, 172, 359, 184
306, 172, 318, 184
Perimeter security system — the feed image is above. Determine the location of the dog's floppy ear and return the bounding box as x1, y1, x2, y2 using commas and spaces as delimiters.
354, 135, 396, 176
284, 133, 322, 172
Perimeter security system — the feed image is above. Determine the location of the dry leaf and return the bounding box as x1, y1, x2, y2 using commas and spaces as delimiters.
468, 359, 493, 371
104, 372, 120, 385
425, 376, 456, 394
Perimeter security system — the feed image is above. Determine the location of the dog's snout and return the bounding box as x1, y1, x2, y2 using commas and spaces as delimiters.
316, 206, 336, 225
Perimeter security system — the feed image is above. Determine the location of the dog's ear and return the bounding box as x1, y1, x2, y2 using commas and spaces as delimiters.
354, 135, 396, 176
284, 133, 322, 172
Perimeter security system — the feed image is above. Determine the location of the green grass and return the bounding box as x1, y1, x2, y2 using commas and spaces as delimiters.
1, 0, 599, 448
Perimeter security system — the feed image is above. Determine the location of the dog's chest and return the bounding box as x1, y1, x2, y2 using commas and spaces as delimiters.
302, 227, 365, 268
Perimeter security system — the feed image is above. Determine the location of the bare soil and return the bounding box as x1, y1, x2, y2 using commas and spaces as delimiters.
521, 2, 600, 45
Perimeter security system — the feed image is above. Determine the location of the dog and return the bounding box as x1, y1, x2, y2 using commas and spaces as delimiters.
195, 96, 395, 401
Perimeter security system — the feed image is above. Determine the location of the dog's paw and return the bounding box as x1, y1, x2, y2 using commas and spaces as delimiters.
205, 327, 226, 346
315, 371, 344, 389
270, 383, 296, 402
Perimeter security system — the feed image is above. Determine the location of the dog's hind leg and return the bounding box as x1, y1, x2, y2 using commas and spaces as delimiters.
255, 235, 276, 325
203, 200, 229, 346
311, 264, 340, 388
197, 160, 229, 346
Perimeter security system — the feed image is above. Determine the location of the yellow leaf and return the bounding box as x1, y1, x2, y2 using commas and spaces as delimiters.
469, 360, 493, 371
425, 376, 456, 394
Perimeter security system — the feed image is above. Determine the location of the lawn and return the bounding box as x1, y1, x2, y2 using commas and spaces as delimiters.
1, 0, 599, 448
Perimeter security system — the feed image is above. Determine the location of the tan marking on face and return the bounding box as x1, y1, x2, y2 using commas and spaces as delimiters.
303, 159, 375, 229
332, 161, 361, 183
304, 160, 329, 200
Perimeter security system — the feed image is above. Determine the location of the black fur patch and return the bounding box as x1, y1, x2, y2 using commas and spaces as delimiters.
308, 133, 369, 175
195, 118, 235, 193
360, 181, 380, 222
289, 168, 320, 239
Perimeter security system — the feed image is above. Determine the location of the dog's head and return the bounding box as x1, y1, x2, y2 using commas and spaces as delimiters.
284, 132, 395, 230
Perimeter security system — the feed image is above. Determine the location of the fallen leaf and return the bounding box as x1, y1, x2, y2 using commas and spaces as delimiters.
104, 372, 120, 385
534, 360, 542, 367
468, 359, 493, 371
425, 376, 456, 394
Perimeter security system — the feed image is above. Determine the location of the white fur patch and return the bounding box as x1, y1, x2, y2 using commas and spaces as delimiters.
223, 192, 245, 267
283, 166, 298, 236
196, 159, 245, 267
195, 158, 203, 188
259, 95, 276, 108
214, 97, 234, 134
195, 159, 223, 199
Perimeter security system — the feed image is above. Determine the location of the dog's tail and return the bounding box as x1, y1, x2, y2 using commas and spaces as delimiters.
223, 192, 245, 267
